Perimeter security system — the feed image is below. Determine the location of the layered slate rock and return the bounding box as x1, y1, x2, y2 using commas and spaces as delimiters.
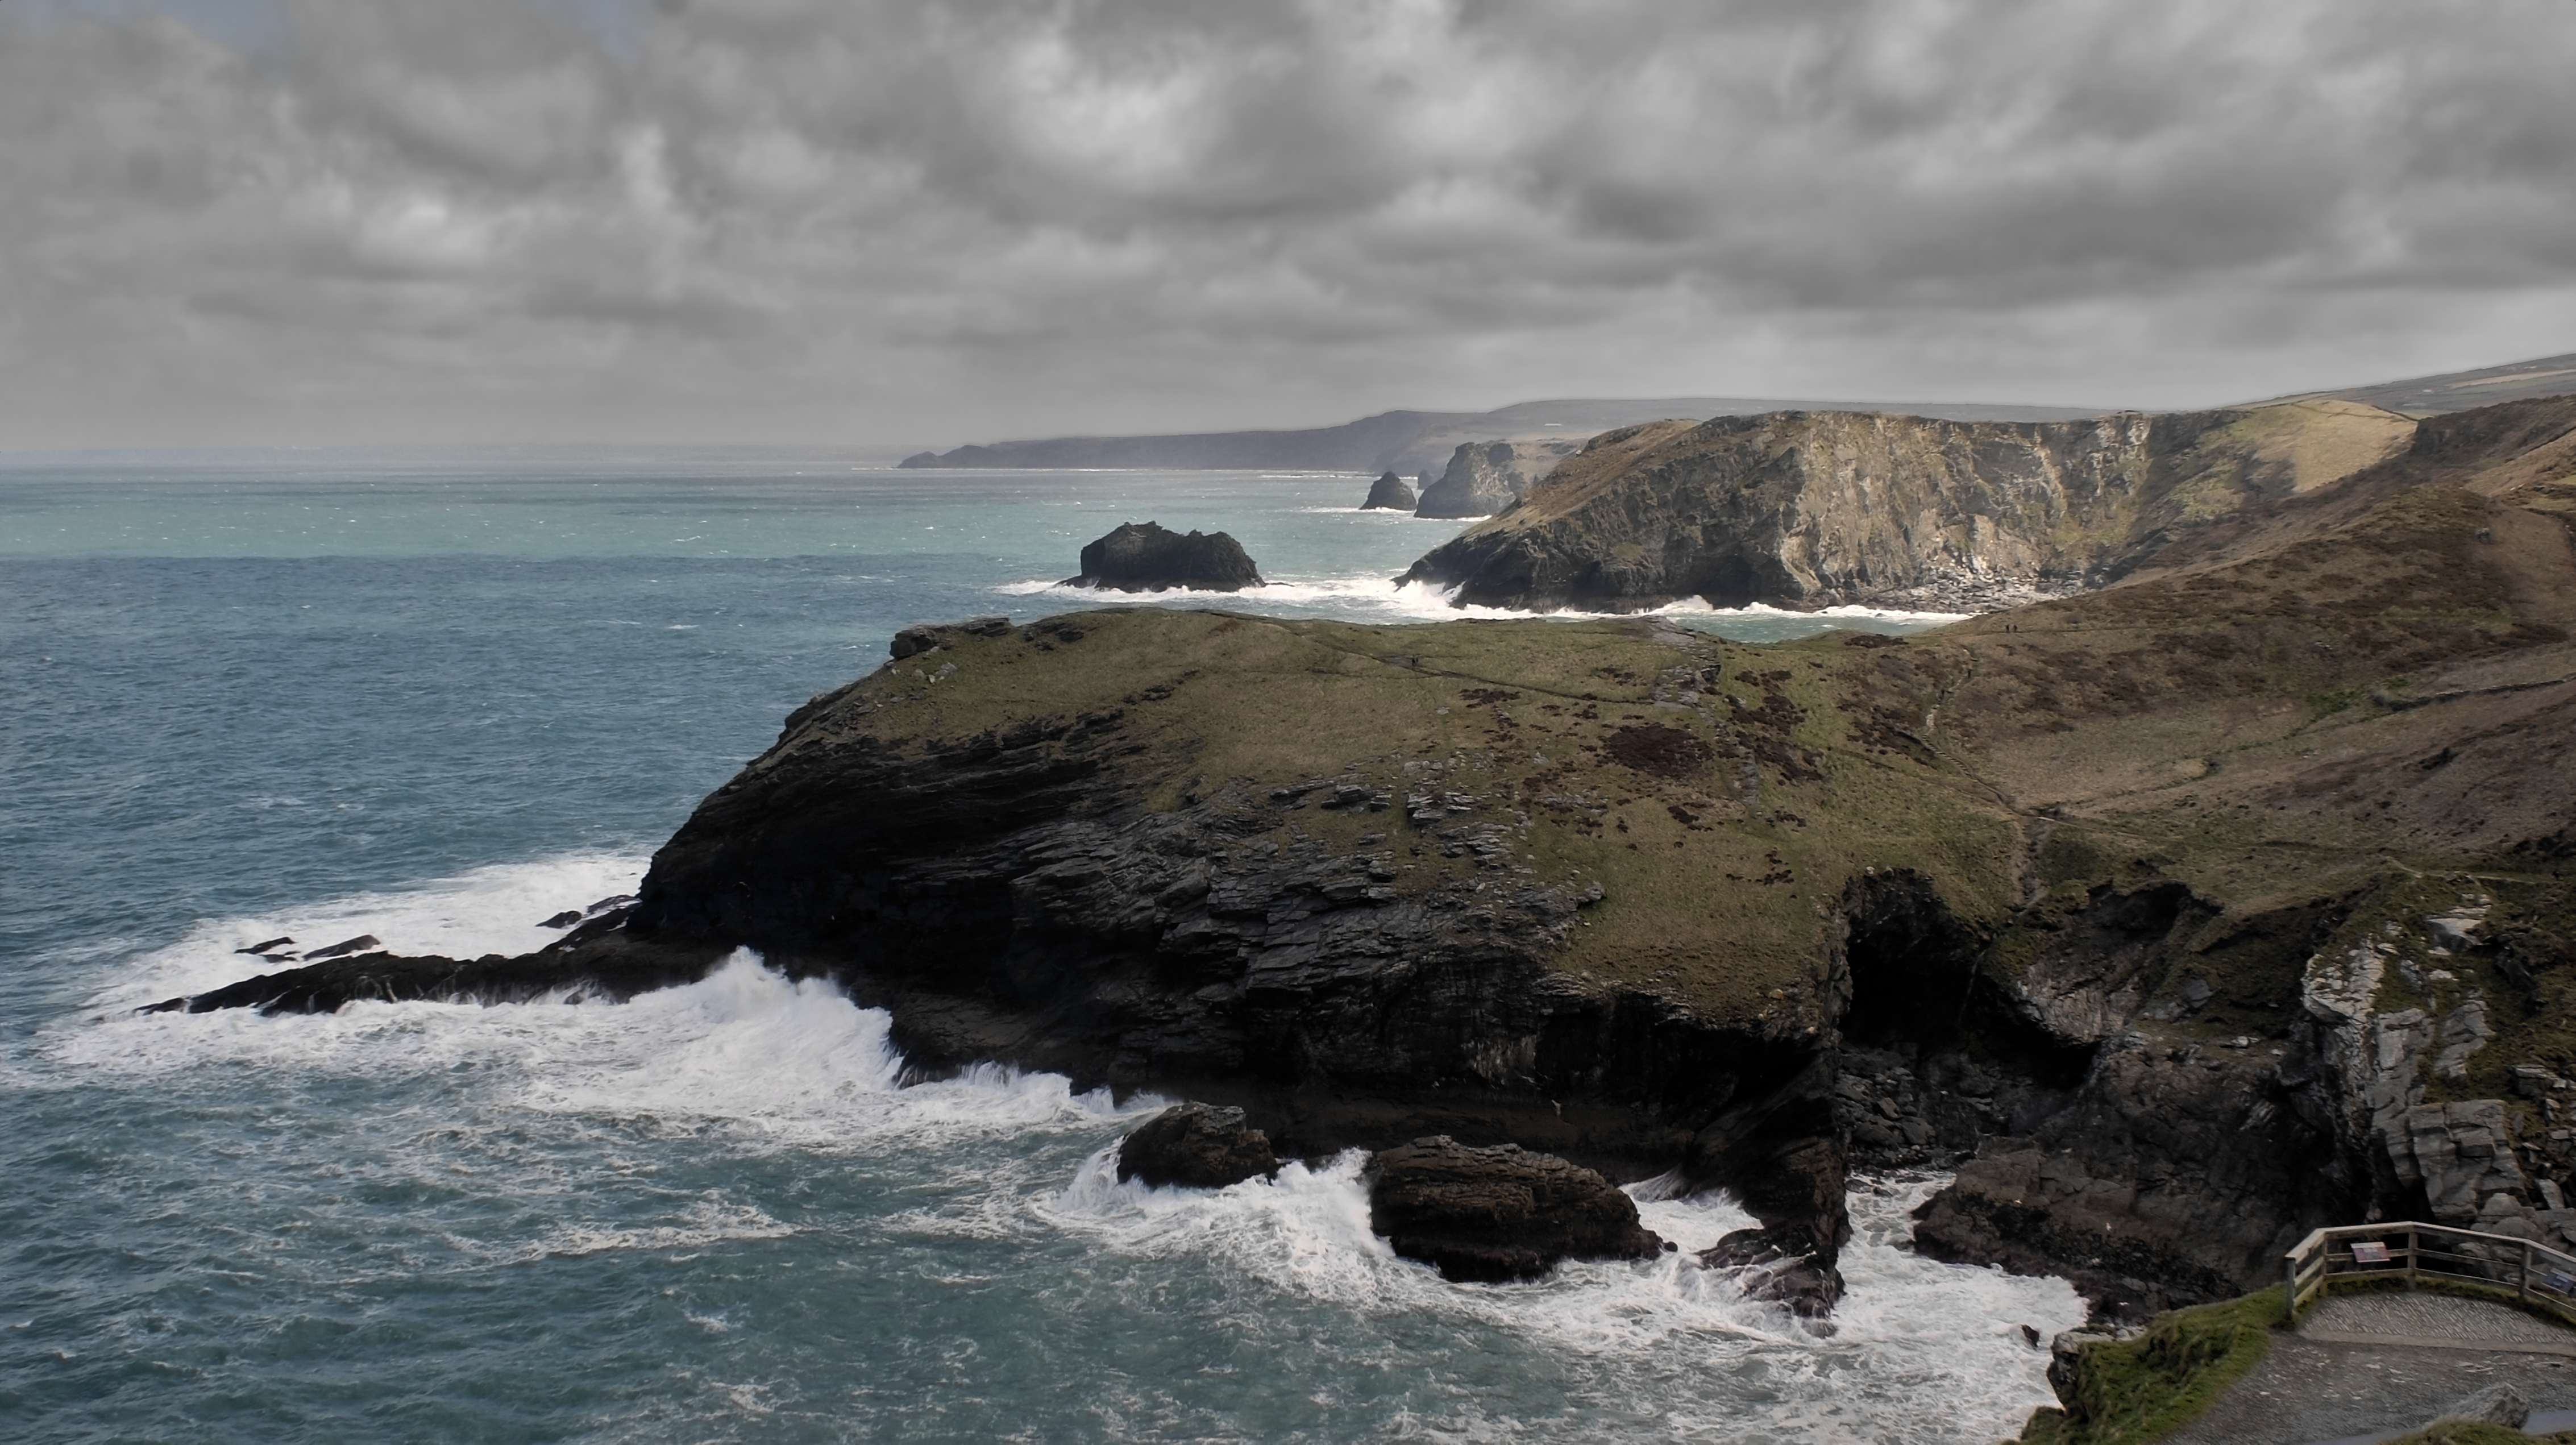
1401, 401, 2419, 611
1361, 471, 1417, 511
1116, 1103, 1278, 1189
1413, 439, 1581, 519
1065, 521, 1261, 592
1366, 1137, 1664, 1282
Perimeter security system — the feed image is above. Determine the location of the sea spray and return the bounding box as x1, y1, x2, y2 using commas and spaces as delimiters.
993, 571, 1968, 638
1045, 1145, 2078, 1440
4, 458, 2068, 1442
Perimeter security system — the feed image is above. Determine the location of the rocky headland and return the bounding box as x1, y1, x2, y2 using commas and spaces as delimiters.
1401, 400, 2422, 612
159, 393, 2576, 1323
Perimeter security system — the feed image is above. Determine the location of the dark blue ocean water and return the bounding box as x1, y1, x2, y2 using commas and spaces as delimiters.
0, 451, 2073, 1443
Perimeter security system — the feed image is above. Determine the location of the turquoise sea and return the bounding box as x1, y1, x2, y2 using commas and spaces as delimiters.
0, 450, 2079, 1443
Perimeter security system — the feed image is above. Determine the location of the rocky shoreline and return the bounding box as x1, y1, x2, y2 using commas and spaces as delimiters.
153, 393, 2576, 1327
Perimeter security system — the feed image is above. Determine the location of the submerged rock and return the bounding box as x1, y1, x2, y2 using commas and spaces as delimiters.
1361, 471, 1417, 511
1116, 1103, 1278, 1189
1366, 1137, 1664, 1282
1064, 522, 1261, 592
1700, 1226, 1843, 1318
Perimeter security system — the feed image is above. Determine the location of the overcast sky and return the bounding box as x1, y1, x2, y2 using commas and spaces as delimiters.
7, 0, 2576, 451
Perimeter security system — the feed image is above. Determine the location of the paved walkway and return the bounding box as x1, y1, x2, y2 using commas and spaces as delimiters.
2164, 1294, 2576, 1445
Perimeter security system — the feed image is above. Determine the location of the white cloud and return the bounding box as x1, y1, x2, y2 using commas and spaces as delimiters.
3, 0, 2575, 448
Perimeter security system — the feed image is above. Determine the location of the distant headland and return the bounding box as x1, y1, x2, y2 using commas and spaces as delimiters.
892, 351, 2576, 479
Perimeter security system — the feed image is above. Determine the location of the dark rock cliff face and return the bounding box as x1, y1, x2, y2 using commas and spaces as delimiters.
1066, 521, 1262, 592
620, 690, 1849, 1284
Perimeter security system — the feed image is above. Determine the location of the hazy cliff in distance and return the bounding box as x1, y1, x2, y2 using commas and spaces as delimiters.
894, 352, 2576, 480
896, 396, 2107, 477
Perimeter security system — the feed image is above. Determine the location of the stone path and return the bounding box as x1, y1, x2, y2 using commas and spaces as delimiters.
2164, 1295, 2576, 1445
2300, 1293, 2576, 1355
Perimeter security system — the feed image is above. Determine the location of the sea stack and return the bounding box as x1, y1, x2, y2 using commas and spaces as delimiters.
1063, 521, 1262, 592
1412, 439, 1582, 518
1361, 471, 1418, 510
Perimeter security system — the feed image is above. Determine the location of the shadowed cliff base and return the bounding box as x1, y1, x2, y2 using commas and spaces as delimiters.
156, 401, 2576, 1317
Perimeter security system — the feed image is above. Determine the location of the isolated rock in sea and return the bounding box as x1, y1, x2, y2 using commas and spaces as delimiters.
1116, 1103, 1279, 1189
1701, 1226, 1844, 1318
1361, 471, 1417, 511
1366, 1137, 1664, 1282
1064, 522, 1262, 592
301, 934, 382, 960
1413, 439, 1582, 519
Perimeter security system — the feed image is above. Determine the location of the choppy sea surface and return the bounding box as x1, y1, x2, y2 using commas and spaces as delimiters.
0, 450, 2076, 1442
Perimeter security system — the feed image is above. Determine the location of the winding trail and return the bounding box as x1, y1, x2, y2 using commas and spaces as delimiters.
2167, 1295, 2576, 1445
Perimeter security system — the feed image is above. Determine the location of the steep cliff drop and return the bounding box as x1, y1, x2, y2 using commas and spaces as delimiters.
1401, 401, 2418, 612
1414, 439, 1586, 518
155, 395, 2576, 1321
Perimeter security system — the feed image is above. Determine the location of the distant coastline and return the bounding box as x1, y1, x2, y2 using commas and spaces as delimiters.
895, 349, 2576, 479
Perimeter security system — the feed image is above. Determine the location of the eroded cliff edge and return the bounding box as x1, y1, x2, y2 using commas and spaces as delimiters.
166, 395, 2576, 1319
1399, 398, 2421, 612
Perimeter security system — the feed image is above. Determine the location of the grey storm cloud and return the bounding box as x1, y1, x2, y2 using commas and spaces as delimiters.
5, 0, 2575, 448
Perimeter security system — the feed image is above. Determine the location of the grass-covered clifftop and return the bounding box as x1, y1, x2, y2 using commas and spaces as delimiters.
770, 607, 2024, 1030
793, 432, 2572, 1048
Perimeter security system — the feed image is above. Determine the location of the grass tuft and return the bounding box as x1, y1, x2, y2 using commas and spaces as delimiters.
2010, 1290, 2285, 1444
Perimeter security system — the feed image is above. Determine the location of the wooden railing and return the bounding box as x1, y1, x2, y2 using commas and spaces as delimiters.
2284, 1220, 2576, 1325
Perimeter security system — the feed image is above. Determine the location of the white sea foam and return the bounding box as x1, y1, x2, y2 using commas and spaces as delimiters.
47, 853, 2077, 1441
1043, 1153, 2081, 1442
63, 946, 1145, 1153
537, 1197, 796, 1258
991, 572, 1971, 634
75, 849, 651, 1012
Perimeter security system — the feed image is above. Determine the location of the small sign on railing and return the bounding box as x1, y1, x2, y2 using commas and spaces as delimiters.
2350, 1241, 2391, 1264
2548, 1270, 2575, 1293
